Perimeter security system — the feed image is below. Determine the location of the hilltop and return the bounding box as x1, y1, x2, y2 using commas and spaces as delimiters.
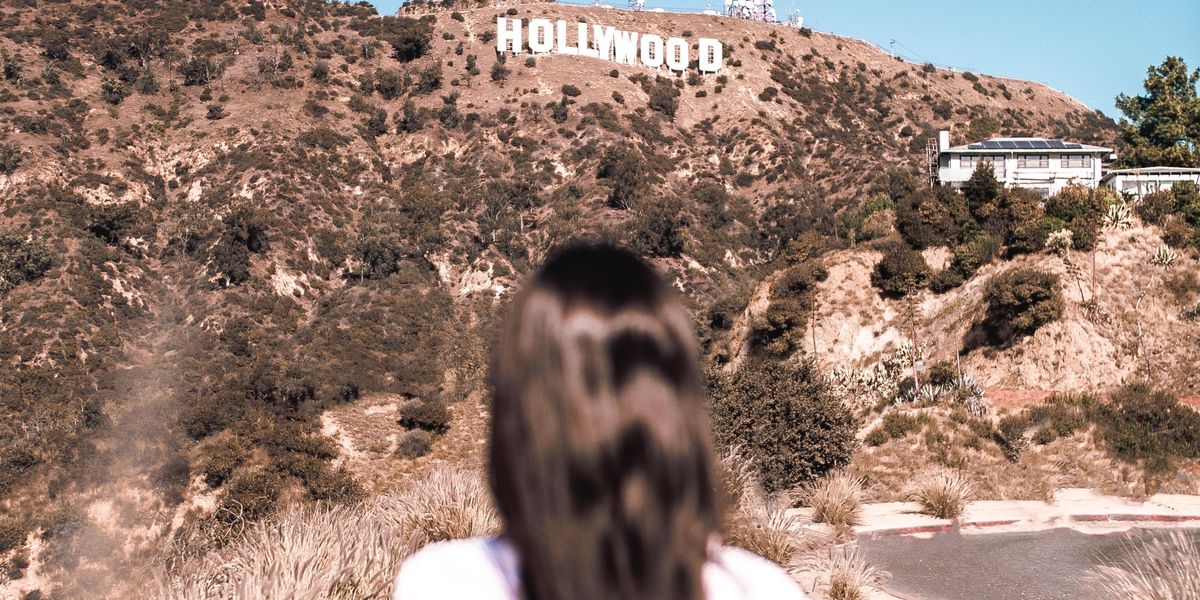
2, 0, 1197, 597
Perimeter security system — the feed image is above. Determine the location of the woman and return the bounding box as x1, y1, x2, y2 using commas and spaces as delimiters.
393, 243, 805, 600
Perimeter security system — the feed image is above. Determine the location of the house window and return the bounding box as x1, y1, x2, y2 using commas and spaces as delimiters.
1017, 154, 1049, 168
1062, 154, 1092, 169
961, 155, 1004, 173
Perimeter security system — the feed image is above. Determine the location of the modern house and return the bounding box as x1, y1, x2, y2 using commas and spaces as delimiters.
935, 130, 1112, 197
1100, 167, 1200, 199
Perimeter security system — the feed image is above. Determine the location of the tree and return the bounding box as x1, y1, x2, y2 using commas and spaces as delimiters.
1115, 57, 1200, 167
961, 162, 1001, 228
388, 18, 434, 62
707, 359, 858, 493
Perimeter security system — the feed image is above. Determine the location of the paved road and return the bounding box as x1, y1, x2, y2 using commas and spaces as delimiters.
858, 526, 1200, 600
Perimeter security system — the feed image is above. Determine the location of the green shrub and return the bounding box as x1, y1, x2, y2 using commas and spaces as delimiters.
628, 196, 687, 258
597, 145, 650, 210
708, 359, 858, 492
386, 17, 434, 62
0, 142, 20, 174
397, 400, 450, 434
1097, 383, 1200, 472
981, 268, 1063, 344
561, 84, 581, 97
881, 411, 924, 439
871, 242, 930, 298
396, 430, 434, 459
749, 298, 808, 358
896, 186, 972, 249
0, 231, 52, 293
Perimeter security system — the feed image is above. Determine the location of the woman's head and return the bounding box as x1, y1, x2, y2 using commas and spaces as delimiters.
488, 243, 721, 600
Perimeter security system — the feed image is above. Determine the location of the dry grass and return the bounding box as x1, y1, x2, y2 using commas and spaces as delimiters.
802, 472, 864, 529
153, 467, 498, 599
719, 449, 810, 568
907, 469, 973, 519
808, 545, 881, 600
154, 504, 413, 600
374, 466, 500, 545
1088, 531, 1200, 599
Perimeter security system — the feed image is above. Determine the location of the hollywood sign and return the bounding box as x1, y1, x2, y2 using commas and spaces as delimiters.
496, 18, 724, 73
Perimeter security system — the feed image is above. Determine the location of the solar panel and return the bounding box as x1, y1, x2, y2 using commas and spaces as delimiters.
1064, 143, 1082, 149
999, 141, 1018, 149
982, 141, 1002, 149
1016, 140, 1034, 149
1047, 140, 1065, 149
1031, 141, 1050, 149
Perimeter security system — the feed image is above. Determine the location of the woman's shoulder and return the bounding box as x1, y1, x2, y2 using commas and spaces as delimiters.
705, 545, 809, 600
392, 537, 518, 600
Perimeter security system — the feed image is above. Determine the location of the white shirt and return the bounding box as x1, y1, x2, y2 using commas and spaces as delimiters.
392, 537, 808, 600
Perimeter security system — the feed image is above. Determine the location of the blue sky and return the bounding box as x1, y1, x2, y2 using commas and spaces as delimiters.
368, 1, 1200, 116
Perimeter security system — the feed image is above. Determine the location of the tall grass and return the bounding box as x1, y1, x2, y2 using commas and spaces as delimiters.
802, 472, 864, 529
155, 504, 412, 600
907, 469, 973, 519
154, 467, 498, 599
1088, 531, 1200, 599
374, 467, 500, 545
719, 449, 817, 568
809, 546, 880, 600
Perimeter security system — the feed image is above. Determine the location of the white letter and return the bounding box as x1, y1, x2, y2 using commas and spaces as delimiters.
497, 18, 522, 54
576, 22, 597, 57
698, 38, 723, 73
613, 29, 639, 65
665, 37, 688, 72
593, 25, 617, 61
528, 19, 553, 54
640, 34, 663, 68
555, 20, 579, 55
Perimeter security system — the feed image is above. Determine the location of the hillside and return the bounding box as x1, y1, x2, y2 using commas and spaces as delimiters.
3, 0, 1194, 597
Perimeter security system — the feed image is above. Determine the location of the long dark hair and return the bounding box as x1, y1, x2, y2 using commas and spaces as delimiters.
488, 243, 722, 600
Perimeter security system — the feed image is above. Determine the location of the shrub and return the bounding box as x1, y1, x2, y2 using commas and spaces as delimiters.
397, 400, 451, 434
907, 469, 972, 519
376, 468, 499, 545
1096, 383, 1200, 472
645, 75, 680, 118
395, 430, 434, 459
0, 231, 52, 293
749, 298, 808, 358
597, 145, 650, 209
375, 68, 404, 99
870, 242, 930, 298
561, 84, 581, 97
981, 268, 1063, 344
388, 18, 434, 62
708, 359, 858, 493
0, 517, 26, 553
896, 186, 972, 249
202, 436, 249, 488
803, 472, 863, 528
1088, 531, 1200, 599
311, 60, 329, 82
996, 413, 1030, 460
628, 196, 686, 257
0, 142, 21, 174
217, 470, 285, 528
490, 60, 509, 82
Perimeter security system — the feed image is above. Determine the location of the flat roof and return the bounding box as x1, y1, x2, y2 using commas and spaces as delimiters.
944, 137, 1111, 154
